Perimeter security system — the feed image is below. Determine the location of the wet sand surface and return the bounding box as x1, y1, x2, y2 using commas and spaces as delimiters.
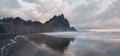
0, 33, 74, 56
0, 32, 120, 56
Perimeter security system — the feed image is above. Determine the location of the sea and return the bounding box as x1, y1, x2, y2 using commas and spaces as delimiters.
0, 30, 120, 56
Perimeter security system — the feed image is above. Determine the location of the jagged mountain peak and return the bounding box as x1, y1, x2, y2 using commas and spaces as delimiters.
0, 14, 76, 33
45, 14, 70, 27
43, 14, 76, 32
50, 14, 65, 20
14, 17, 24, 21
58, 14, 65, 19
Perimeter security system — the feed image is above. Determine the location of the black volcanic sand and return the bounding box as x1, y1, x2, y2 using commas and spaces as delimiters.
0, 33, 74, 56
0, 34, 18, 39
0, 34, 18, 56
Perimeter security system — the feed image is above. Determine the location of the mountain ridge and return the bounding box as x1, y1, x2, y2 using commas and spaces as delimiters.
0, 14, 76, 33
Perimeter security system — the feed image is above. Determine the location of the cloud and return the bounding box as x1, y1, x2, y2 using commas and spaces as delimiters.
64, 0, 87, 5
18, 0, 63, 21
97, 0, 120, 19
22, 0, 36, 3
96, 0, 115, 14
69, 0, 120, 29
0, 0, 21, 9
23, 0, 46, 4
71, 0, 101, 24
21, 9, 54, 22
0, 0, 120, 29
0, 8, 26, 19
0, 0, 65, 22
89, 0, 120, 27
53, 0, 63, 7
0, 0, 24, 18
37, 0, 46, 4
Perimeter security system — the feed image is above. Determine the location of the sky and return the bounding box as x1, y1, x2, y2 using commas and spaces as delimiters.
0, 0, 120, 30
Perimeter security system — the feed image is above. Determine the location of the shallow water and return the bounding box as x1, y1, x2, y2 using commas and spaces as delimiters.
0, 31, 120, 56
43, 31, 120, 56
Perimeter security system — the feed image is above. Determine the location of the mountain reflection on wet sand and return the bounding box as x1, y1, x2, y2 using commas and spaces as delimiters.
0, 32, 120, 56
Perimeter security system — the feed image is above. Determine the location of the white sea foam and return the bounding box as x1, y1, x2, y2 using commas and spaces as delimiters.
0, 35, 21, 56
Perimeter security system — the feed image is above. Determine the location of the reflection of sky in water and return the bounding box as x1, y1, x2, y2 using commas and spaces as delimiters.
44, 31, 120, 56
64, 34, 120, 56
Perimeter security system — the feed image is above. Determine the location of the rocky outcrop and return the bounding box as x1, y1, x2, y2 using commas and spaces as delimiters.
0, 14, 76, 33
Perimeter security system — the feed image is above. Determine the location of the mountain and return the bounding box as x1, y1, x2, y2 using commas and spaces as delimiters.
43, 14, 76, 32
0, 14, 76, 33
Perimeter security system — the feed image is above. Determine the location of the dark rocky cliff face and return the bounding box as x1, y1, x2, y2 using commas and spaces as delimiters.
44, 14, 76, 32
0, 24, 7, 33
0, 14, 76, 33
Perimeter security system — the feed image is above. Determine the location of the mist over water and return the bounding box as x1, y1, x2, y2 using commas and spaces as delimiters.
1, 31, 120, 56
